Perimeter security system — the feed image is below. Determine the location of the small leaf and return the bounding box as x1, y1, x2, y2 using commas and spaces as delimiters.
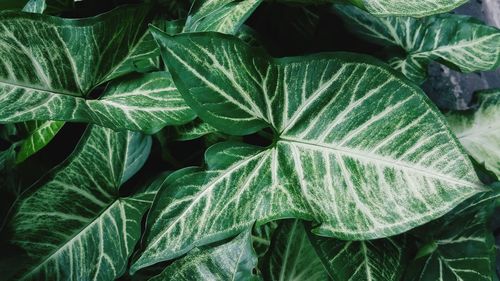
15, 121, 64, 163
184, 0, 262, 34
405, 192, 498, 281
6, 125, 153, 280
308, 233, 407, 281
264, 220, 331, 281
334, 5, 500, 83
173, 119, 219, 141
148, 229, 261, 281
447, 90, 500, 178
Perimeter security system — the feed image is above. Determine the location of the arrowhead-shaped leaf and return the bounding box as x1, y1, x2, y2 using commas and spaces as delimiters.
334, 5, 500, 83
0, 6, 198, 133
447, 90, 500, 178
149, 229, 261, 281
405, 192, 498, 281
131, 31, 486, 271
309, 233, 407, 281
5, 125, 153, 280
264, 220, 331, 281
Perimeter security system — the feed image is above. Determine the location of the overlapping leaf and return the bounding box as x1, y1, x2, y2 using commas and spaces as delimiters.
15, 120, 64, 163
1, 72, 195, 133
0, 6, 197, 133
131, 31, 485, 271
447, 90, 500, 178
5, 125, 153, 280
309, 233, 407, 281
184, 0, 262, 34
149, 229, 260, 281
405, 192, 498, 281
334, 5, 500, 83
264, 220, 331, 281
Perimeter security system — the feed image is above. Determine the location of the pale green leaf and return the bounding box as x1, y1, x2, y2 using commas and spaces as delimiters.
0, 6, 170, 131
173, 118, 219, 141
309, 234, 407, 281
131, 31, 485, 272
334, 5, 500, 83
184, 0, 262, 34
22, 0, 73, 14
265, 220, 331, 281
149, 229, 261, 281
405, 192, 498, 281
1, 72, 195, 133
447, 90, 500, 178
15, 120, 64, 163
355, 0, 468, 17
6, 125, 153, 280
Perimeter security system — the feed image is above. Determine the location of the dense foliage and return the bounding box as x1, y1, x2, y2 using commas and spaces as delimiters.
0, 0, 499, 280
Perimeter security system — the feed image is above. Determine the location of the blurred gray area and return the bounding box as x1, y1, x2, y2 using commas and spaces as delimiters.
423, 0, 500, 110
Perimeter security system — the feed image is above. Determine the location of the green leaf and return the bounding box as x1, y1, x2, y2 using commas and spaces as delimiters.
353, 0, 468, 17
148, 229, 261, 281
405, 192, 498, 281
23, 0, 73, 14
132, 31, 486, 272
0, 6, 159, 128
15, 120, 64, 163
447, 90, 500, 178
173, 119, 219, 141
264, 220, 331, 281
184, 0, 262, 34
334, 5, 500, 83
1, 72, 195, 133
5, 125, 153, 280
309, 234, 407, 281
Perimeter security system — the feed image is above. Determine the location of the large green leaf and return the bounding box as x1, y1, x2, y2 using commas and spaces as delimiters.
0, 6, 177, 131
5, 125, 153, 280
184, 0, 262, 34
148, 229, 261, 281
334, 5, 500, 83
131, 31, 486, 271
447, 90, 500, 178
264, 220, 331, 281
309, 234, 407, 281
404, 192, 498, 281
15, 120, 64, 163
1, 72, 195, 133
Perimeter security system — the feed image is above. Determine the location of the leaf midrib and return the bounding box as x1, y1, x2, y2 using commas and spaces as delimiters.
278, 136, 483, 189
19, 198, 122, 280
0, 79, 82, 97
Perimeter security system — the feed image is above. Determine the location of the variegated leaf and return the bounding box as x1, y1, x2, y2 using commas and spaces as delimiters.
131, 31, 486, 272
405, 192, 498, 281
23, 0, 73, 14
16, 120, 64, 163
5, 125, 153, 280
447, 90, 500, 178
281, 0, 467, 17
265, 220, 331, 281
356, 0, 468, 17
334, 5, 500, 83
184, 0, 262, 34
173, 119, 219, 141
149, 229, 261, 281
309, 234, 407, 281
1, 72, 195, 133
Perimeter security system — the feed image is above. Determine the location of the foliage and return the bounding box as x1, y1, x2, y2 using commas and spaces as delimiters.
0, 0, 499, 280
